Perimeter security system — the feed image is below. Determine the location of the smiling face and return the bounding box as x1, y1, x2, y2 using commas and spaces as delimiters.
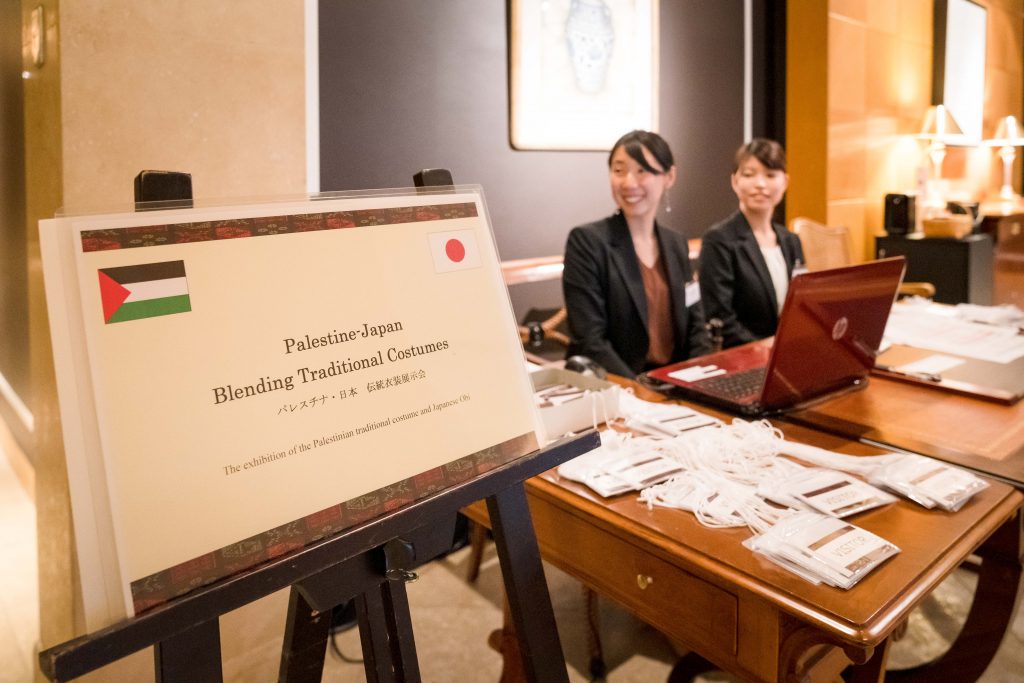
608, 144, 677, 225
731, 155, 788, 215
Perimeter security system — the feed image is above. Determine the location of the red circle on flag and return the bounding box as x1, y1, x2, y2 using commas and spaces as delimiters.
445, 238, 466, 263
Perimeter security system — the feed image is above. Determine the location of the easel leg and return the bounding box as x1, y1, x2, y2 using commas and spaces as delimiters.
154, 617, 222, 683
356, 580, 422, 683
487, 482, 569, 683
382, 577, 421, 681
279, 586, 330, 683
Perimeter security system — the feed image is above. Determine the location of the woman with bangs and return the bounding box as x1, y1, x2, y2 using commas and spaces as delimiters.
562, 130, 711, 378
699, 138, 805, 349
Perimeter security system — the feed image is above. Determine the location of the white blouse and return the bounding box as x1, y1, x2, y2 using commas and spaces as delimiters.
760, 245, 789, 313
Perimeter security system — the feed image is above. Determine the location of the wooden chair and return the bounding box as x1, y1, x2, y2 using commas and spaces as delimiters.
500, 256, 571, 350
791, 217, 936, 298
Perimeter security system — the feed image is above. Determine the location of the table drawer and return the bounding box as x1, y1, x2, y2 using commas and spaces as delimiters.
530, 496, 738, 657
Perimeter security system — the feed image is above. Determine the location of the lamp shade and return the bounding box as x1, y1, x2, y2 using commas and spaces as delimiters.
918, 104, 966, 143
986, 115, 1024, 147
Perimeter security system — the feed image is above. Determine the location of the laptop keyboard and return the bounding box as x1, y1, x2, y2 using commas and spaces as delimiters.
692, 367, 767, 401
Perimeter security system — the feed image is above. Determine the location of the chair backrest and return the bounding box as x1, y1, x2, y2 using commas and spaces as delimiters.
500, 256, 570, 352
500, 255, 564, 285
790, 217, 853, 271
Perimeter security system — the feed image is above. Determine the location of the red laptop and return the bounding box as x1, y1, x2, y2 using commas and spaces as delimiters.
645, 257, 906, 416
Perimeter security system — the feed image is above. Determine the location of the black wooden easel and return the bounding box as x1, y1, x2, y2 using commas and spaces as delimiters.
39, 172, 596, 682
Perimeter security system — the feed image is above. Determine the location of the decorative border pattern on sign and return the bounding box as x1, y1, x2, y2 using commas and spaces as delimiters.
129, 431, 537, 613
80, 203, 479, 252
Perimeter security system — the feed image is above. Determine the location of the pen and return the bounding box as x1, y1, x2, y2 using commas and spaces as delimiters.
875, 364, 943, 383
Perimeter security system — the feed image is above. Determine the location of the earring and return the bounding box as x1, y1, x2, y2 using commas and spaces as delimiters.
664, 195, 672, 213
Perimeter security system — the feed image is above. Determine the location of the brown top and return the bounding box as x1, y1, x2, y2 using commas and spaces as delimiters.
639, 255, 674, 366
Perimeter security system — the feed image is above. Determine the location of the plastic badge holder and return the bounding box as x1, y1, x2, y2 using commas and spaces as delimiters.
581, 472, 634, 498
639, 474, 712, 512
597, 446, 685, 490
534, 383, 587, 407
779, 517, 893, 589
745, 511, 900, 588
531, 368, 620, 443
557, 432, 682, 498
869, 453, 989, 511
618, 391, 720, 437
782, 468, 897, 518
696, 490, 750, 529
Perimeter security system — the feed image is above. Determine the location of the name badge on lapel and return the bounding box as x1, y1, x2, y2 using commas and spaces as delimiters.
685, 280, 701, 307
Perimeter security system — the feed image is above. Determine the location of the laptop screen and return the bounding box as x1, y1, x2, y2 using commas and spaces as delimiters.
761, 257, 906, 409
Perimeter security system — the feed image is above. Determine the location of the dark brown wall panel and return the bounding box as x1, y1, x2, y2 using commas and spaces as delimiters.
319, 0, 745, 312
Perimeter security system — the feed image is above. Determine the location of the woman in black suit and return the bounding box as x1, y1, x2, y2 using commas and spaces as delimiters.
562, 130, 711, 377
699, 139, 805, 348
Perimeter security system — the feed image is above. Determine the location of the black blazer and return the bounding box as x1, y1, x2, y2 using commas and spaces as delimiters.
562, 212, 711, 377
698, 210, 805, 348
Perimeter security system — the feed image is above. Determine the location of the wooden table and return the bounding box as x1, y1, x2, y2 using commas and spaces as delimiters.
466, 385, 1023, 682
785, 374, 1024, 487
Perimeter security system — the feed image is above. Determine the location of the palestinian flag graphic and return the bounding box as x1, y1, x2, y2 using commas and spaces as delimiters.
98, 260, 191, 324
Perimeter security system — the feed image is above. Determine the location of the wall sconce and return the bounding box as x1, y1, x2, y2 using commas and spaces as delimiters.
917, 104, 966, 209
984, 115, 1024, 202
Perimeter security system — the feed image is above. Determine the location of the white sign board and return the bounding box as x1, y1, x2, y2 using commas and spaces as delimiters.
41, 189, 539, 629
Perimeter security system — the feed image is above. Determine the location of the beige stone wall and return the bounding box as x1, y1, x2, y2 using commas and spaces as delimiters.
786, 0, 829, 228
59, 0, 306, 209
826, 0, 935, 262
28, 2, 306, 678
789, 0, 1024, 261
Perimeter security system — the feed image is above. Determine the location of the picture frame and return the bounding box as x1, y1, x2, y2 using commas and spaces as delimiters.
509, 0, 659, 151
933, 0, 987, 144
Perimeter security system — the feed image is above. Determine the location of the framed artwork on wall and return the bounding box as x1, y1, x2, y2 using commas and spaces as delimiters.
933, 0, 987, 144
509, 0, 659, 151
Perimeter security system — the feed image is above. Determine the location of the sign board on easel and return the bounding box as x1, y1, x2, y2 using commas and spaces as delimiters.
40, 187, 540, 630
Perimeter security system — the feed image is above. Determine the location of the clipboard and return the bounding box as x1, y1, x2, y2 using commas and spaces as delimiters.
873, 343, 1024, 404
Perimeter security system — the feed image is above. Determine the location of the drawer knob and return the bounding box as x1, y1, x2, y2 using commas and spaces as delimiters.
636, 574, 654, 590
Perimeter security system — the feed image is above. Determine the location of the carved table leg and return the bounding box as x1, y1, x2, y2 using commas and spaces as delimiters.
487, 598, 526, 683
780, 624, 873, 683
885, 511, 1022, 683
584, 587, 606, 680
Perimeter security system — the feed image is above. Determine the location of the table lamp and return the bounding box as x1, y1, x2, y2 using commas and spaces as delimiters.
917, 104, 962, 209
985, 115, 1024, 201
917, 104, 965, 209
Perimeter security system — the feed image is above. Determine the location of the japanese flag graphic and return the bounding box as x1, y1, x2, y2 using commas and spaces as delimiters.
428, 229, 482, 273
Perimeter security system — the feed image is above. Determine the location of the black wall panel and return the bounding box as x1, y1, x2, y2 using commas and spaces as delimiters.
319, 0, 746, 312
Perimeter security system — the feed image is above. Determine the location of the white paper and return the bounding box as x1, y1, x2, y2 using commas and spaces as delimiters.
668, 365, 726, 382
883, 302, 1024, 363
894, 354, 965, 376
